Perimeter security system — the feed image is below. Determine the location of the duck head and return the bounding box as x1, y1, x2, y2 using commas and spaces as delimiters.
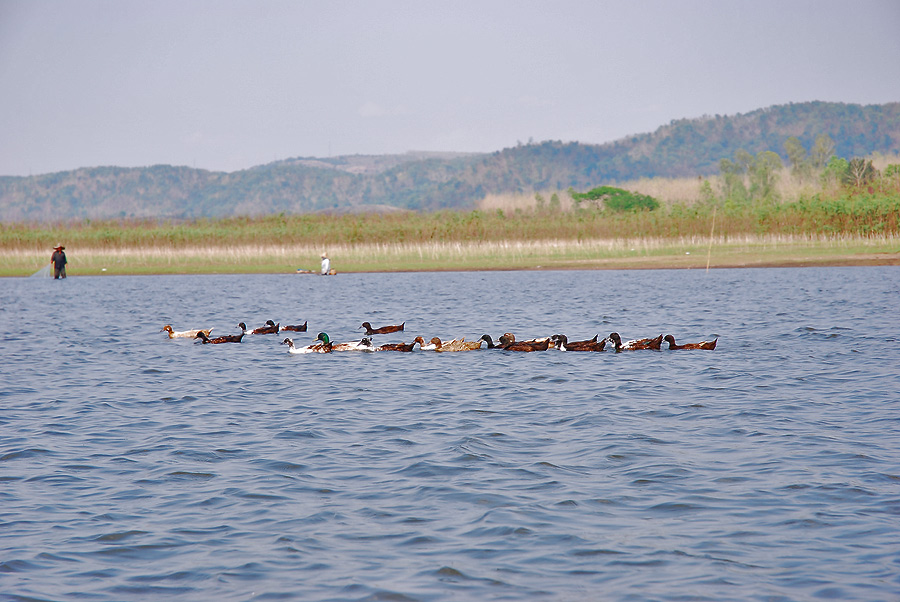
499, 333, 516, 346
316, 332, 331, 344
281, 337, 294, 347
607, 332, 622, 351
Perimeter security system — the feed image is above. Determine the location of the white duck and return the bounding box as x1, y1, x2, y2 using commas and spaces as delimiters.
162, 325, 213, 339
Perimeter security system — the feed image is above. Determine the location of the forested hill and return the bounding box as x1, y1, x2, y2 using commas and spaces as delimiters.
2, 101, 898, 221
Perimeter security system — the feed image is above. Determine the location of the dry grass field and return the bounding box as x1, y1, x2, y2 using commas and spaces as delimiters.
4, 232, 897, 277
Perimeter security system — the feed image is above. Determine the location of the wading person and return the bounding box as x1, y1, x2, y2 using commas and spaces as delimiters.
51, 244, 67, 279
320, 252, 330, 275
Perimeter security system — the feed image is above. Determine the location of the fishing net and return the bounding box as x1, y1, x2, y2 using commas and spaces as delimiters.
30, 264, 52, 278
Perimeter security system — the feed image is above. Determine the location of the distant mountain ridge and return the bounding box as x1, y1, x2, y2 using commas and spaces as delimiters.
2, 101, 898, 221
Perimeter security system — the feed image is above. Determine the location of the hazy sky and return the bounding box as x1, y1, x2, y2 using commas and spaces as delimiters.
1, 0, 899, 176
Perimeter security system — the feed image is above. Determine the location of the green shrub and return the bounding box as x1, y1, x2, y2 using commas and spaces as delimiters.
571, 186, 660, 212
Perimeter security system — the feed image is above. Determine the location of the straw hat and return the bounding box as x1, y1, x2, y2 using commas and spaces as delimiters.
321, 252, 328, 258
53, 244, 65, 250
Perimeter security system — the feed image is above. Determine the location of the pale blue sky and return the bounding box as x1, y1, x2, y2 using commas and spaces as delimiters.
1, 0, 898, 176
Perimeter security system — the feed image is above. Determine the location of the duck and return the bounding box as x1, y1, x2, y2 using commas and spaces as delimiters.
249, 320, 280, 335
360, 321, 405, 335
664, 334, 718, 350
606, 332, 663, 352
457, 339, 485, 351
427, 337, 453, 351
479, 334, 500, 349
161, 325, 213, 339
434, 337, 482, 352
195, 331, 244, 344
331, 336, 376, 352
419, 336, 465, 351
498, 332, 551, 352
550, 334, 607, 352
376, 337, 423, 352
280, 321, 308, 332
418, 337, 440, 351
281, 332, 333, 354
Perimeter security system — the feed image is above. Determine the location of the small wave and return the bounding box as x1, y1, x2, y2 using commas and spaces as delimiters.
432, 565, 508, 587
25, 474, 86, 484
399, 535, 443, 546
106, 584, 197, 597
647, 502, 705, 513
260, 460, 307, 473
166, 471, 217, 480
94, 530, 150, 542
0, 558, 42, 573
274, 429, 325, 439
570, 548, 624, 557
393, 461, 470, 478
0, 448, 54, 462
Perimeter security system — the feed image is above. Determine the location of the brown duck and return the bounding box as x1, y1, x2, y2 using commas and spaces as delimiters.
497, 333, 551, 352
360, 321, 405, 335
607, 332, 663, 352
280, 321, 308, 332
550, 334, 607, 352
664, 334, 717, 350
376, 337, 424, 352
196, 331, 244, 344
252, 320, 280, 334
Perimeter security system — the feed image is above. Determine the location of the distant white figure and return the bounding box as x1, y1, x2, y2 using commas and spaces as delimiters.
320, 252, 330, 275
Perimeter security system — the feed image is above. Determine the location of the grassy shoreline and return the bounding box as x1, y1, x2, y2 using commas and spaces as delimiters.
3, 234, 897, 277
4, 187, 898, 276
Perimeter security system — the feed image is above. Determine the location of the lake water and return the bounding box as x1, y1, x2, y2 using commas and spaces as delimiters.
2, 267, 898, 602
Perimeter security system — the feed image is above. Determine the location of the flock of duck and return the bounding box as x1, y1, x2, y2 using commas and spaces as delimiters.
161, 321, 717, 354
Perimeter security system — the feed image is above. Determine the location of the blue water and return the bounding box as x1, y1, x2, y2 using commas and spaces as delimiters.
2, 267, 899, 601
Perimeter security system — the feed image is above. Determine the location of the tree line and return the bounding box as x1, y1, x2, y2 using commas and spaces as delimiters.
713, 134, 897, 206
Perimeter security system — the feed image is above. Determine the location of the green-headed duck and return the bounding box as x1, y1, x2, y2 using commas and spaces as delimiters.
282, 332, 333, 354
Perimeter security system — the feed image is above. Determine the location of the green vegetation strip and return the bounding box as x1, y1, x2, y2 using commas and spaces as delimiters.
3, 191, 898, 276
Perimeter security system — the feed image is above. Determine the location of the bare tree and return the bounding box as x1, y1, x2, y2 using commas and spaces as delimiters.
810, 134, 836, 171
844, 158, 877, 189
